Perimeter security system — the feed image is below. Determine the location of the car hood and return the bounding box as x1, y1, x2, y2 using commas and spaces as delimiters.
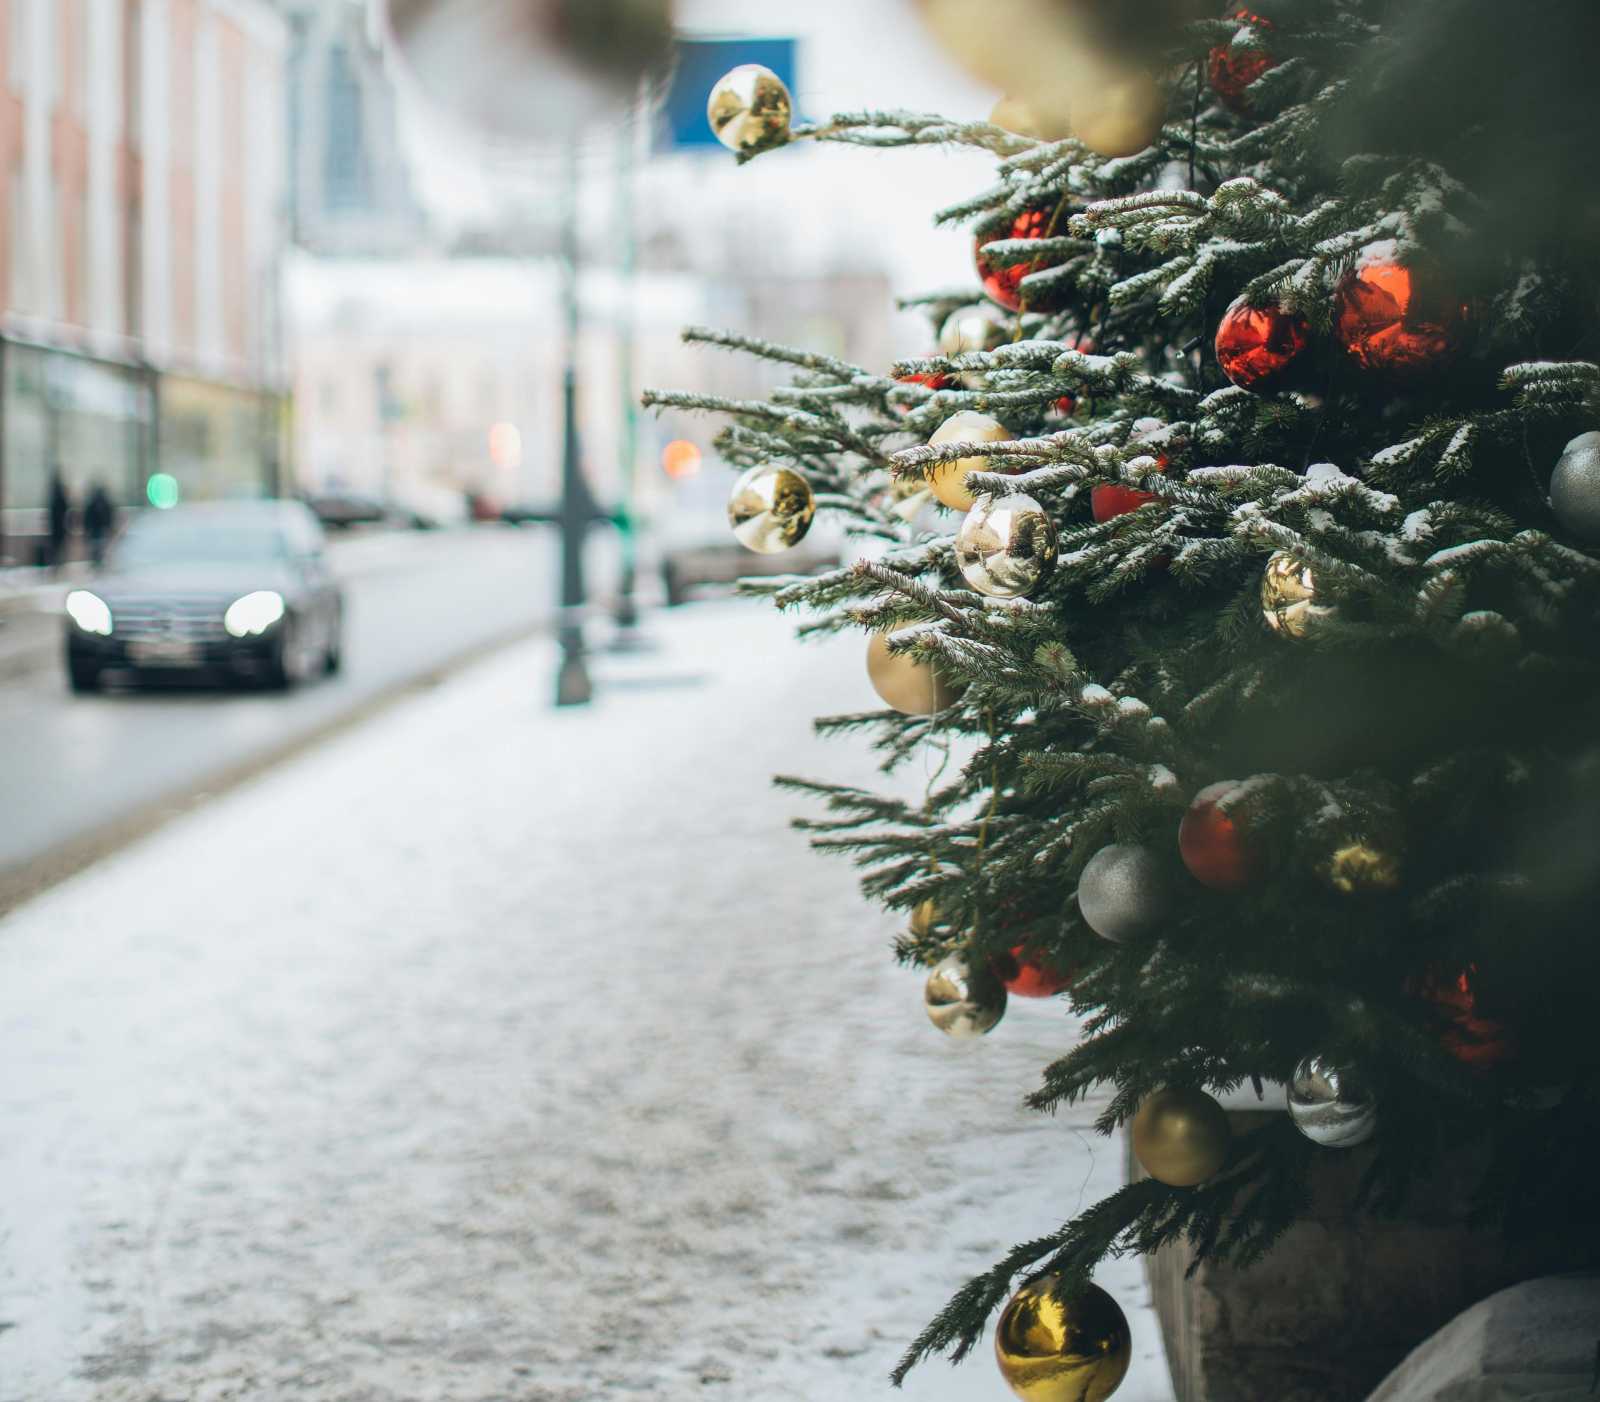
91, 563, 299, 602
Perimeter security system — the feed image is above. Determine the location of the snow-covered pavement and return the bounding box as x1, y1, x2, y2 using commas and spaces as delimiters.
0, 600, 1172, 1401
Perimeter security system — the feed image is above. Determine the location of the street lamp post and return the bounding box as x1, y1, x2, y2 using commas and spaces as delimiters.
554, 143, 593, 707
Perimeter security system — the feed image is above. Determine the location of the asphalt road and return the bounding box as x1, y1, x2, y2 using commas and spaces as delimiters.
0, 528, 597, 889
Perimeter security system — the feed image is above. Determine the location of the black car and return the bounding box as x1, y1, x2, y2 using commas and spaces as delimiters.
64, 500, 345, 693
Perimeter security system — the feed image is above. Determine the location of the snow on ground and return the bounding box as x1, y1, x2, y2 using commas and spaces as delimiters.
0, 599, 1172, 1402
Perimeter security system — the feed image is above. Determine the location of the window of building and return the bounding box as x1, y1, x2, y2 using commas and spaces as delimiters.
9, 165, 30, 311
73, 184, 89, 325
124, 0, 143, 145
322, 44, 369, 213
8, 0, 28, 92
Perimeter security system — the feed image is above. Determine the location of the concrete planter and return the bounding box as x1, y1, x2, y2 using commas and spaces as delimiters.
1130, 1108, 1595, 1402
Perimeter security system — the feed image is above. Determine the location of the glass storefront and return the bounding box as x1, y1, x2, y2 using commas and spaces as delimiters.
3, 342, 151, 504
1, 338, 287, 561
159, 375, 284, 505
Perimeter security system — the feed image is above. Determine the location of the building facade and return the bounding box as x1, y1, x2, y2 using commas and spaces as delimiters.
0, 0, 289, 562
280, 0, 425, 257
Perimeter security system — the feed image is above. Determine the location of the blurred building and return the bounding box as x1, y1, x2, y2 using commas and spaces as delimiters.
279, 0, 426, 255
0, 0, 291, 563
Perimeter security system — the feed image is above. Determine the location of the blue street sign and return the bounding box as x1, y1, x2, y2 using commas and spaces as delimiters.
657, 36, 798, 151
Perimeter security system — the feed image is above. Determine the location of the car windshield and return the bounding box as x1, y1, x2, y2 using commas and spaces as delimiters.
113, 517, 289, 568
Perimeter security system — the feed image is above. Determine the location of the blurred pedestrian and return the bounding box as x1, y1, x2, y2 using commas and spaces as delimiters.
84, 483, 115, 568
47, 471, 72, 573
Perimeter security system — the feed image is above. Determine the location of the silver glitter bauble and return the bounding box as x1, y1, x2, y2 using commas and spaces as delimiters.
924, 955, 1007, 1038
727, 464, 815, 553
1549, 430, 1600, 543
1286, 1055, 1376, 1148
1077, 843, 1172, 943
956, 493, 1059, 599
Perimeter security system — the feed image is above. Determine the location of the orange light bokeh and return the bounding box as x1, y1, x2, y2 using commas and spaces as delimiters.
662, 439, 702, 480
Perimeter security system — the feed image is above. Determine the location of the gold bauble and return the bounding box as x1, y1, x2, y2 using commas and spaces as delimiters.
927, 411, 1014, 511
989, 94, 1073, 142
994, 1275, 1132, 1402
1260, 550, 1336, 639
1324, 842, 1401, 895
727, 464, 815, 553
1071, 64, 1164, 157
938, 304, 1009, 359
1129, 1087, 1230, 1187
707, 64, 792, 153
909, 898, 939, 938
866, 628, 966, 715
924, 954, 1006, 1037
956, 491, 1059, 598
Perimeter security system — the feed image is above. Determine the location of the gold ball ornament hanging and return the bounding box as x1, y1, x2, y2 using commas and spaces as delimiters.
956, 492, 1059, 598
989, 93, 1073, 142
927, 411, 1015, 512
1324, 841, 1401, 895
909, 898, 940, 938
1260, 550, 1336, 638
706, 64, 792, 153
938, 305, 1009, 359
1071, 63, 1164, 157
866, 628, 967, 716
726, 464, 815, 553
924, 953, 1007, 1037
1130, 1087, 1230, 1187
994, 1274, 1132, 1402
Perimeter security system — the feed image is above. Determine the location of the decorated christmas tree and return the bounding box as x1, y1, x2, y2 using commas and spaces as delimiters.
647, 1, 1600, 1394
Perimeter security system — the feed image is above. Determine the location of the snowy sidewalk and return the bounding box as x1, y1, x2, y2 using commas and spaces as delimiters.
0, 600, 1172, 1402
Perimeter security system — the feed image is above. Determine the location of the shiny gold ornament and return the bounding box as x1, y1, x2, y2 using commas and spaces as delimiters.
1070, 64, 1164, 157
956, 492, 1058, 598
927, 411, 1015, 512
727, 464, 815, 554
1324, 842, 1401, 895
1130, 1087, 1230, 1187
866, 628, 966, 715
1260, 550, 1335, 638
924, 954, 1006, 1037
989, 94, 1073, 142
909, 898, 939, 938
707, 64, 792, 153
994, 1274, 1132, 1402
938, 304, 1008, 358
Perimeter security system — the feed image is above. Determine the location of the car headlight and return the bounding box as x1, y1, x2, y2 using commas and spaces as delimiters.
224, 590, 286, 638
65, 590, 113, 635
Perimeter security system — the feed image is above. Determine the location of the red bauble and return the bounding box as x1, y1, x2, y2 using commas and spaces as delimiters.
1414, 965, 1514, 1070
1178, 780, 1260, 891
1207, 8, 1278, 114
1333, 240, 1471, 376
892, 361, 951, 413
994, 944, 1072, 998
1050, 336, 1094, 420
1091, 453, 1168, 523
1215, 296, 1309, 391
975, 205, 1065, 313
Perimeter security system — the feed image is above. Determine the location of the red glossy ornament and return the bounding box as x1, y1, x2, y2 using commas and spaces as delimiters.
892, 361, 951, 414
1414, 965, 1514, 1070
1091, 454, 1168, 523
1178, 780, 1260, 891
1050, 336, 1094, 419
993, 944, 1072, 998
975, 205, 1066, 313
1215, 296, 1308, 391
1334, 240, 1471, 376
1207, 8, 1278, 114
